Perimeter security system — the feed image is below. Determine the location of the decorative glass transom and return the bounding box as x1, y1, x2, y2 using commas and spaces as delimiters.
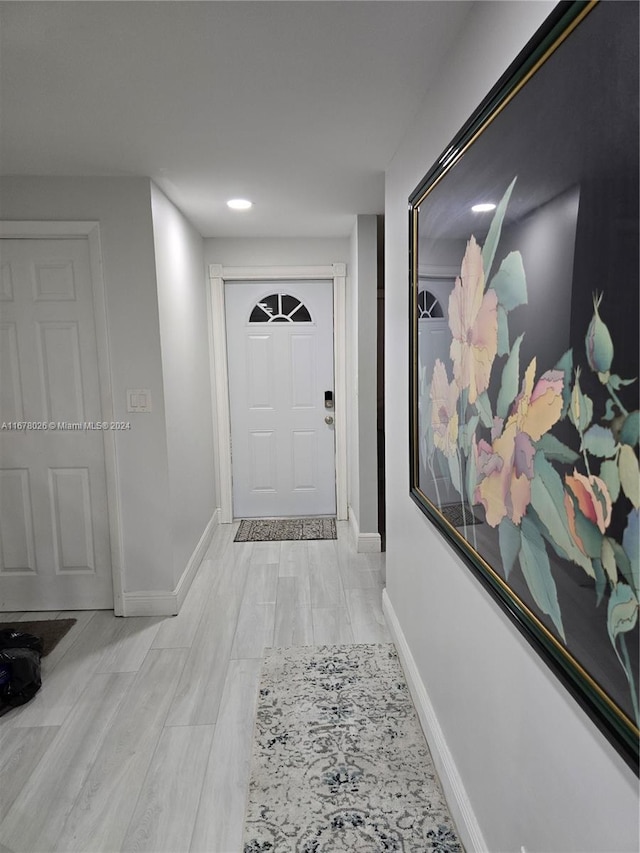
249, 293, 312, 323
418, 289, 443, 319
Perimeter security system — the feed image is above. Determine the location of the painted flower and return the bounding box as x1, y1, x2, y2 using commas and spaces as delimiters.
564, 470, 613, 553
585, 292, 614, 376
430, 359, 459, 458
475, 358, 564, 527
448, 236, 498, 404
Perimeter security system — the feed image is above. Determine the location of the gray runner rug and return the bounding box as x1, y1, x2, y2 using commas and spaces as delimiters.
243, 644, 463, 852
235, 517, 337, 542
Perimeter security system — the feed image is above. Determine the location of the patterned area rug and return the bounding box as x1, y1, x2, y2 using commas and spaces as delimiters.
243, 644, 463, 852
235, 517, 337, 542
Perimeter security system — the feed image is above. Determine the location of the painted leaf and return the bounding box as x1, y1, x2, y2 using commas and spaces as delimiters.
489, 251, 527, 313
530, 451, 594, 577
458, 414, 479, 457
498, 517, 521, 580
603, 399, 616, 422
592, 558, 606, 607
554, 349, 573, 419
568, 382, 593, 435
607, 582, 639, 649
608, 374, 637, 391
519, 515, 565, 641
536, 434, 579, 465
447, 452, 462, 497
620, 411, 640, 447
599, 459, 621, 503
579, 393, 594, 434
622, 509, 640, 597
582, 424, 617, 458
572, 498, 604, 559
619, 444, 640, 508
496, 334, 524, 420
482, 177, 517, 281
496, 305, 509, 357
601, 537, 618, 585
609, 539, 635, 597
475, 391, 493, 428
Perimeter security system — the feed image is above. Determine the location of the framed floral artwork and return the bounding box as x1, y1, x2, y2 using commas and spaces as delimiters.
409, 0, 639, 771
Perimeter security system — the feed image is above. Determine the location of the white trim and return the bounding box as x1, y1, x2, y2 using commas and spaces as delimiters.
122, 510, 219, 616
215, 264, 336, 281
209, 265, 234, 523
0, 220, 125, 614
332, 263, 347, 521
348, 505, 381, 553
209, 263, 348, 523
120, 590, 180, 618
383, 589, 487, 853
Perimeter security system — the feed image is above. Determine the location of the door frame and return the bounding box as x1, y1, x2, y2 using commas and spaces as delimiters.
208, 263, 347, 523
0, 221, 124, 614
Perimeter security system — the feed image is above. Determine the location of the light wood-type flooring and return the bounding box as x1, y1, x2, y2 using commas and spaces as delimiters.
0, 520, 389, 853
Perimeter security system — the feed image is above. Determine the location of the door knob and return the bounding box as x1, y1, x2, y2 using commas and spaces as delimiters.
325, 415, 334, 425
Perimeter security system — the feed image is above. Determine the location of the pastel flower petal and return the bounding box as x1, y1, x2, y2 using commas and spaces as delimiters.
448, 237, 498, 404
509, 473, 531, 526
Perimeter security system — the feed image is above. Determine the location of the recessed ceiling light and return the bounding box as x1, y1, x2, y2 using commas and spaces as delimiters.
227, 198, 253, 210
471, 202, 496, 213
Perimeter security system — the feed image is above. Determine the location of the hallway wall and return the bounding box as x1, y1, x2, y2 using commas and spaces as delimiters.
151, 184, 217, 590
205, 237, 348, 269
348, 216, 379, 546
0, 177, 219, 612
384, 3, 639, 852
0, 176, 175, 600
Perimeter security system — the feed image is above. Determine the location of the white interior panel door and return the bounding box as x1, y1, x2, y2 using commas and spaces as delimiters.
0, 239, 113, 610
226, 281, 336, 518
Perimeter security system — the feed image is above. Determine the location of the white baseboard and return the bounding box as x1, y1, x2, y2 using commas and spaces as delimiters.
120, 589, 180, 617
348, 505, 381, 553
382, 589, 487, 853
121, 510, 219, 617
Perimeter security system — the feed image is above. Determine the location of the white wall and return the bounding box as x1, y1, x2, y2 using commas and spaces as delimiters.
0, 176, 174, 596
205, 237, 348, 269
151, 184, 216, 589
384, 4, 639, 853
347, 216, 379, 541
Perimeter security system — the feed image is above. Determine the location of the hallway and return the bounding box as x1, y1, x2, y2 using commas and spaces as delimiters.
0, 520, 389, 853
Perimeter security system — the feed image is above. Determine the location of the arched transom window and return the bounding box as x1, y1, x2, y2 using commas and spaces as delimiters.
417, 289, 443, 319
249, 293, 312, 323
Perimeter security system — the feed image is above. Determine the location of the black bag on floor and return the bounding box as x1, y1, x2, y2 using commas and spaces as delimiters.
0, 629, 43, 714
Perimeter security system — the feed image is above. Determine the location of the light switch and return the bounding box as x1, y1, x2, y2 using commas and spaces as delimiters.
127, 389, 152, 413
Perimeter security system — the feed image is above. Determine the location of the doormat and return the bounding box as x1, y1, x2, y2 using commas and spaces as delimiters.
234, 517, 337, 542
0, 618, 77, 656
439, 502, 483, 528
243, 644, 462, 852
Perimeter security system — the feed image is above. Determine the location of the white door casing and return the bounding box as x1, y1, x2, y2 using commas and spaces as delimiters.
0, 222, 123, 613
209, 264, 347, 523
226, 281, 336, 518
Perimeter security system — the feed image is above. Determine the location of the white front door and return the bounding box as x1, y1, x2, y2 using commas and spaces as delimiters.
0, 238, 113, 610
225, 280, 336, 518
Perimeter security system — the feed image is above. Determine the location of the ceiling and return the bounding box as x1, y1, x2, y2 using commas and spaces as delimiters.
0, 1, 473, 238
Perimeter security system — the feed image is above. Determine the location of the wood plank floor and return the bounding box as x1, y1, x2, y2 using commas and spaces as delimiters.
0, 520, 389, 853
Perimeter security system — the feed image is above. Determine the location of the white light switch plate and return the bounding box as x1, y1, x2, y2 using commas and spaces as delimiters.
127, 389, 152, 413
